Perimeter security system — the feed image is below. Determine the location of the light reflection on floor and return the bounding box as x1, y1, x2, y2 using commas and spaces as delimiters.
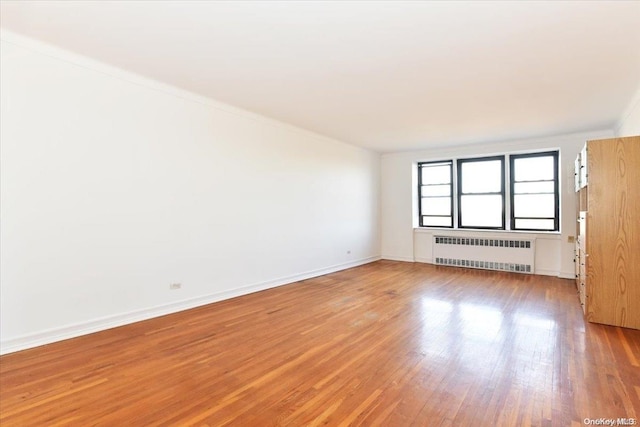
420, 297, 558, 383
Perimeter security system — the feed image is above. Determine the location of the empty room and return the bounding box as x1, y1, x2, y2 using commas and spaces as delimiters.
1, 1, 640, 425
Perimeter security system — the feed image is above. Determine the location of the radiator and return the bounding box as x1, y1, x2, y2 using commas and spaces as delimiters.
432, 236, 535, 274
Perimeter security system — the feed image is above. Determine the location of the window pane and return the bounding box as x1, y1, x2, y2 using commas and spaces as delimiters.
423, 216, 452, 227
513, 181, 554, 194
421, 197, 451, 216
513, 156, 554, 181
515, 218, 555, 230
460, 195, 503, 227
419, 161, 453, 229
511, 151, 559, 231
421, 184, 450, 197
421, 164, 451, 185
514, 194, 555, 218
461, 160, 501, 193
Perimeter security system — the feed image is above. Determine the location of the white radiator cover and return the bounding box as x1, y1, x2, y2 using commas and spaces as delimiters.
432, 236, 535, 274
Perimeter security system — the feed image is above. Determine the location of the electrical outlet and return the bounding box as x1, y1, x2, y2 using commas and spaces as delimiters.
169, 283, 182, 290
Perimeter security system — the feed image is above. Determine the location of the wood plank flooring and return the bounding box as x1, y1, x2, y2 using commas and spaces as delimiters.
1, 261, 639, 426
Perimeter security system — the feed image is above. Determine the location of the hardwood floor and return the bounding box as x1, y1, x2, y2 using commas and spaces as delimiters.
1, 261, 639, 426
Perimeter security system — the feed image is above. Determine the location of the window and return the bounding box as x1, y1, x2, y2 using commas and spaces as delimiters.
457, 156, 505, 229
417, 150, 559, 232
418, 161, 453, 227
510, 151, 559, 231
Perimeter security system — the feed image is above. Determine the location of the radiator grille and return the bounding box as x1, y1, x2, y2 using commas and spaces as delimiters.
434, 257, 532, 273
434, 236, 531, 249
433, 235, 535, 274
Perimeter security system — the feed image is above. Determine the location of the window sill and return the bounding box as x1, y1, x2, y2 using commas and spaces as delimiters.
413, 227, 561, 239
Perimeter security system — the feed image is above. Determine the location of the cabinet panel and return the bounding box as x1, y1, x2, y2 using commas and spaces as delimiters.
577, 245, 587, 313
574, 154, 581, 192
582, 136, 640, 329
574, 241, 580, 288
578, 212, 587, 252
578, 249, 586, 286
579, 144, 588, 188
579, 281, 586, 313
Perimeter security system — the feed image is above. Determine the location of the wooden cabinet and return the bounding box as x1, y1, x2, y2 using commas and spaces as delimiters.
575, 136, 640, 330
575, 212, 587, 312
574, 240, 587, 311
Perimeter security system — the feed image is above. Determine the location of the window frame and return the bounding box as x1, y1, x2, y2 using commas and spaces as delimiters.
456, 155, 506, 230
417, 160, 454, 228
416, 150, 560, 233
509, 150, 559, 232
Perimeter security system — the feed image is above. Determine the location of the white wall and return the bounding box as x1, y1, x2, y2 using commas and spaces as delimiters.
616, 88, 640, 137
380, 130, 614, 278
0, 33, 381, 354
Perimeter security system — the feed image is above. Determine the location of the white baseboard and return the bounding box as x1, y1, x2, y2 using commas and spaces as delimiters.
0, 256, 380, 355
558, 271, 577, 280
535, 268, 560, 277
388, 253, 567, 279
412, 257, 564, 278
381, 255, 415, 262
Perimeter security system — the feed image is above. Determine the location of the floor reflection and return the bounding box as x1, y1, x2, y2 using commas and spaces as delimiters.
419, 297, 558, 382
459, 303, 503, 340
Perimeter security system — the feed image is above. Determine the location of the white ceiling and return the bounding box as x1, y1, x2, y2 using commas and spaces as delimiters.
1, 1, 639, 152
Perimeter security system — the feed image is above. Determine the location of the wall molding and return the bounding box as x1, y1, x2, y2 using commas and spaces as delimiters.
0, 256, 380, 355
